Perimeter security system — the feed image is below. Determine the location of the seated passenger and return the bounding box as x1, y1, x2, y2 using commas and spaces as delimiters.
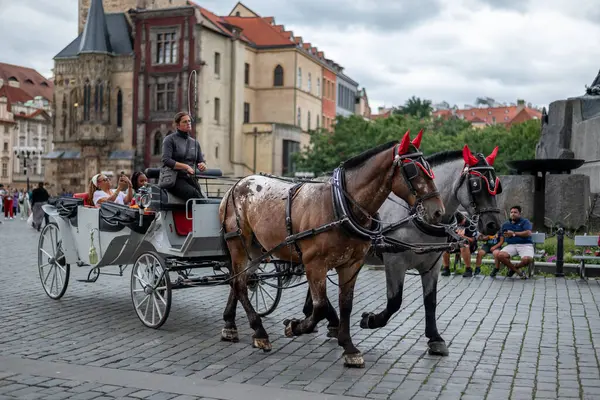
131, 171, 148, 192
89, 173, 133, 206
160, 111, 207, 201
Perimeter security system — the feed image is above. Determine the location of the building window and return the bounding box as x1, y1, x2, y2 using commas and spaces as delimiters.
282, 140, 300, 176
94, 80, 103, 120
117, 89, 123, 128
214, 52, 221, 77
83, 80, 91, 121
317, 78, 320, 97
316, 115, 320, 130
243, 102, 250, 123
214, 97, 220, 123
297, 107, 301, 127
156, 82, 175, 111
3, 142, 7, 151
156, 31, 178, 64
244, 63, 250, 85
297, 67, 302, 88
273, 65, 284, 86
307, 111, 311, 131
1, 163, 6, 177
153, 132, 162, 156
308, 73, 311, 92
215, 145, 219, 159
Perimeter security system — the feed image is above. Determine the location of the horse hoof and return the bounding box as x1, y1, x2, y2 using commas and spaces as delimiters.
252, 337, 272, 352
284, 319, 299, 337
326, 327, 339, 338
359, 313, 374, 329
221, 328, 239, 343
428, 341, 449, 356
343, 353, 365, 368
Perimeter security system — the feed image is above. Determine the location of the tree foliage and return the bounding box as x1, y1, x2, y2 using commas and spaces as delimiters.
294, 114, 541, 176
394, 96, 433, 118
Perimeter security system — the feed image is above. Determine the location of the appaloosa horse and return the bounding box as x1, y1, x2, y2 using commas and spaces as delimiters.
219, 131, 444, 367
303, 145, 503, 357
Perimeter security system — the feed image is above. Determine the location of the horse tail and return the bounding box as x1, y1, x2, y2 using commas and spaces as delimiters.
219, 183, 238, 260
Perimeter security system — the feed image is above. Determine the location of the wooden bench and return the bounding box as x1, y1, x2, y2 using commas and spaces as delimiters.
573, 235, 600, 279
527, 232, 546, 278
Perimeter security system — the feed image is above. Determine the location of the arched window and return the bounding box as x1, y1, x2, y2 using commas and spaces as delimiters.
94, 80, 103, 119
273, 65, 284, 87
116, 89, 123, 128
153, 132, 162, 156
215, 144, 219, 159
83, 80, 91, 121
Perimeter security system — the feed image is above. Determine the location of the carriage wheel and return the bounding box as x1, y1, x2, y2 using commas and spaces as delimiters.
248, 262, 283, 317
131, 252, 172, 329
38, 223, 70, 299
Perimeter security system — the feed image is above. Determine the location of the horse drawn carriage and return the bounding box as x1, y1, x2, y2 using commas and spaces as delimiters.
38, 168, 294, 329
37, 131, 504, 368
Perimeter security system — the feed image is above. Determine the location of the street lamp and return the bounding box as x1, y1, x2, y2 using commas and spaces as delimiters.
14, 149, 37, 192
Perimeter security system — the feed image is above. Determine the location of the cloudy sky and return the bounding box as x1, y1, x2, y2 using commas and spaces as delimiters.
0, 0, 599, 111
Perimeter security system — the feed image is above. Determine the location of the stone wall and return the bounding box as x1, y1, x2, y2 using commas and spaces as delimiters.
496, 174, 590, 231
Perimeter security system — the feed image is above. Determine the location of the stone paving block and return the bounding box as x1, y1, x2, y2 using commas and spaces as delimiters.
2, 222, 600, 399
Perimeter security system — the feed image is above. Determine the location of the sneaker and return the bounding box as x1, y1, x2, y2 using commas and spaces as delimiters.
441, 267, 451, 276
462, 268, 473, 278
519, 271, 528, 280
474, 267, 481, 276
490, 268, 499, 278
507, 270, 516, 277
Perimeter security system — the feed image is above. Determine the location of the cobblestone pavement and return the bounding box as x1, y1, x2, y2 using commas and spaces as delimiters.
1, 218, 600, 399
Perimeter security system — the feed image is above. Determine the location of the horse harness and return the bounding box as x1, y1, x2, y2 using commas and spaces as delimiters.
222, 144, 445, 270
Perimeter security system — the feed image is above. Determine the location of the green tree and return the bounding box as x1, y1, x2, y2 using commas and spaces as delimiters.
294, 111, 541, 176
395, 96, 433, 118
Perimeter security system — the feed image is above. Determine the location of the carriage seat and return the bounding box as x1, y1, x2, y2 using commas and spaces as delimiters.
73, 192, 95, 207
144, 167, 223, 179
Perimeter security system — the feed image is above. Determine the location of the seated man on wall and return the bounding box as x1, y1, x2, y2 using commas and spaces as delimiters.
441, 212, 479, 277
491, 205, 533, 279
475, 230, 504, 273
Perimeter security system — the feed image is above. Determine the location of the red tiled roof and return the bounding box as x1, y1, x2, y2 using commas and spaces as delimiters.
221, 16, 294, 46
0, 84, 34, 111
15, 108, 48, 120
433, 105, 541, 126
0, 62, 53, 101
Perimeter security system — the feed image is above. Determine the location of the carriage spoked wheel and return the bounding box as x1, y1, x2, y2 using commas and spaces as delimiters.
247, 261, 283, 317
38, 223, 70, 299
131, 252, 172, 329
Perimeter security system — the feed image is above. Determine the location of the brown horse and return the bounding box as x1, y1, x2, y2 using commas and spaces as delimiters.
218, 131, 445, 367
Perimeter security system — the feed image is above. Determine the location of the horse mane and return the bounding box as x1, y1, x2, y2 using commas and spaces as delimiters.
341, 141, 398, 170
425, 150, 463, 166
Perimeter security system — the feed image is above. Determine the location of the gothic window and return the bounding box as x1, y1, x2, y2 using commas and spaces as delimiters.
83, 80, 91, 121
94, 80, 103, 120
273, 65, 284, 87
153, 131, 162, 156
71, 89, 78, 137
62, 96, 67, 133
117, 89, 123, 128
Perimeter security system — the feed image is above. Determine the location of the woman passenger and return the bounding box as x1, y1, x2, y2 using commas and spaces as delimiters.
161, 111, 207, 200
88, 173, 133, 206
130, 171, 148, 192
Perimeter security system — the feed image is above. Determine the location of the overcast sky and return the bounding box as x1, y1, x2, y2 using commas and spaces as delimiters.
0, 0, 599, 111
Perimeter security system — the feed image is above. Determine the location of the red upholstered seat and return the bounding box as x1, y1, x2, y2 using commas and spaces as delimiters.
172, 210, 192, 236
73, 192, 94, 207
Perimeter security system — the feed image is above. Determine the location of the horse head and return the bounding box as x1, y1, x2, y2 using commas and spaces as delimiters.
452, 144, 502, 235
391, 130, 445, 225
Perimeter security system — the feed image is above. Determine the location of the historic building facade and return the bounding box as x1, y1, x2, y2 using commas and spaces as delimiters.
49, 0, 135, 192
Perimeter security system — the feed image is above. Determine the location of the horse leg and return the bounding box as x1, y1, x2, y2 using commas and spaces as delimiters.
336, 263, 364, 368
302, 287, 340, 338
421, 261, 449, 356
360, 255, 406, 329
221, 288, 239, 342
284, 267, 329, 336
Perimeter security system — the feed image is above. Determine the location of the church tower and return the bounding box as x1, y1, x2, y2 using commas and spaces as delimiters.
50, 0, 135, 192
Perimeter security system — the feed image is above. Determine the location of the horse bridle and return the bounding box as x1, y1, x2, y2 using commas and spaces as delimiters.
391, 144, 440, 214
457, 162, 501, 230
